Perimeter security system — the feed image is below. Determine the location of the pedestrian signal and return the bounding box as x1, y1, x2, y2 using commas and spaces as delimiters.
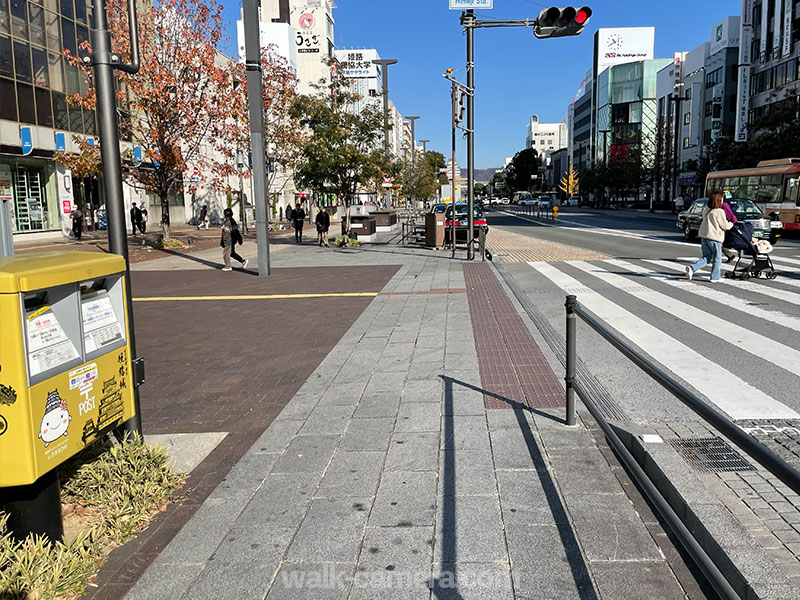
455, 89, 467, 124
533, 6, 592, 39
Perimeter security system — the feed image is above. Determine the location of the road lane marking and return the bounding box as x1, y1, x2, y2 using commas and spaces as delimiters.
605, 259, 800, 333
528, 261, 800, 420
645, 259, 800, 308
569, 260, 800, 377
133, 292, 379, 302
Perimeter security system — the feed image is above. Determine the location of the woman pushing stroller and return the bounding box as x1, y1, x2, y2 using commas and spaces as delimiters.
685, 192, 733, 283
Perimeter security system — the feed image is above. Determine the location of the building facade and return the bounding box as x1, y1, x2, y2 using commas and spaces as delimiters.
745, 0, 800, 129
525, 116, 566, 157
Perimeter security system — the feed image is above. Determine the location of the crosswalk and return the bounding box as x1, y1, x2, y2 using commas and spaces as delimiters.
527, 259, 800, 421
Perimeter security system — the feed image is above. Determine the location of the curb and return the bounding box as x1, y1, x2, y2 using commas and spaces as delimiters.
613, 423, 800, 600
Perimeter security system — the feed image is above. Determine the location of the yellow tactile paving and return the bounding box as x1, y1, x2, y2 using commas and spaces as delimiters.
486, 227, 608, 263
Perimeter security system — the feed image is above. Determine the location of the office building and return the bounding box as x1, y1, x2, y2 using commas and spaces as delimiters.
525, 116, 566, 159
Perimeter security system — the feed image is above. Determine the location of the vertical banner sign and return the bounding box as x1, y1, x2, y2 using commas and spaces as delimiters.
711, 84, 724, 142
736, 0, 753, 142
673, 53, 683, 94
54, 132, 66, 153
783, 0, 793, 57
133, 146, 142, 167
20, 127, 33, 156
760, 0, 768, 59
773, 0, 783, 59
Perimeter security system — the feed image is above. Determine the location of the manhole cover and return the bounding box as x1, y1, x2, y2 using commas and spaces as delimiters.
670, 437, 756, 473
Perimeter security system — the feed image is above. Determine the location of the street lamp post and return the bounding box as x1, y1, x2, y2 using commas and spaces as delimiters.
372, 58, 398, 209
406, 116, 420, 208
419, 139, 430, 154
598, 129, 610, 207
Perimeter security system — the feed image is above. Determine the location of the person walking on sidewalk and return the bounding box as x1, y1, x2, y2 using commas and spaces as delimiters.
140, 207, 148, 234
130, 202, 142, 237
315, 207, 330, 247
293, 203, 306, 244
197, 204, 209, 230
70, 206, 83, 240
220, 208, 248, 272
686, 192, 733, 283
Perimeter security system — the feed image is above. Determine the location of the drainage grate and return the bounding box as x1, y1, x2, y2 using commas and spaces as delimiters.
670, 437, 756, 473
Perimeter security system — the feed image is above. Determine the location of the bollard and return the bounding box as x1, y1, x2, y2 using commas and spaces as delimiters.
565, 295, 577, 426
479, 227, 486, 262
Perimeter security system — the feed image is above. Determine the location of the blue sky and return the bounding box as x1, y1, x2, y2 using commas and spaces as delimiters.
218, 0, 742, 169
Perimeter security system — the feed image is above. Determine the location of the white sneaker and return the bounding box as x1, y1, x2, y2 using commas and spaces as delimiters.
242, 258, 249, 269
222, 267, 232, 272
709, 278, 722, 283
685, 266, 693, 281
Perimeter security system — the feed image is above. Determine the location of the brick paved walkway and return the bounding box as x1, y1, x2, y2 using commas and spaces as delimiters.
485, 227, 608, 263
119, 243, 693, 600
83, 264, 398, 599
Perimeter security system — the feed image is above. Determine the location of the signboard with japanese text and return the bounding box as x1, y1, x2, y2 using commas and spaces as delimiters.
783, 0, 793, 57
710, 17, 740, 56
449, 0, 493, 9
735, 0, 753, 142
291, 4, 325, 55
334, 49, 379, 79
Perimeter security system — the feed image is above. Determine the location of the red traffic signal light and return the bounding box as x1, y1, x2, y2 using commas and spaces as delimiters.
534, 6, 592, 39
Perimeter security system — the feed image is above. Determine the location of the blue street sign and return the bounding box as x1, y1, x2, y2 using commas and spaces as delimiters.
268, 162, 274, 174
86, 137, 95, 146
54, 132, 66, 152
20, 126, 33, 156
133, 146, 143, 167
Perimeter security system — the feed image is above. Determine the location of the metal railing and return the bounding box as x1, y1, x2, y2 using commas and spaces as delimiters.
564, 294, 800, 600
504, 203, 558, 220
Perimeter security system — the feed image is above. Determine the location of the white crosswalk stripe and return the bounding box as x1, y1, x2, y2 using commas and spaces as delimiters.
770, 255, 800, 267
676, 256, 800, 291
528, 261, 800, 421
604, 259, 800, 333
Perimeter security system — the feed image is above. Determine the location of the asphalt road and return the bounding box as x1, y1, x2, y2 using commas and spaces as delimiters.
486, 206, 800, 426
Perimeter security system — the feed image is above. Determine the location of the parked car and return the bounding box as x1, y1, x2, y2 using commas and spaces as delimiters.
499, 197, 510, 205
431, 203, 447, 214
677, 197, 783, 244
519, 196, 538, 206
445, 203, 488, 244
565, 196, 582, 207
538, 196, 553, 208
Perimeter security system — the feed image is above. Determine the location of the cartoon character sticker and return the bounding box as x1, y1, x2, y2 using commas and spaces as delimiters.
38, 390, 72, 447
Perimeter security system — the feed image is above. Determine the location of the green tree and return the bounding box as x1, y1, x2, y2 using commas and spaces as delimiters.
401, 151, 439, 203
291, 63, 386, 227
505, 147, 540, 193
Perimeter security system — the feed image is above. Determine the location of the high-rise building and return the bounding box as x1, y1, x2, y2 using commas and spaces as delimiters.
256, 0, 335, 95
743, 0, 800, 136
525, 116, 566, 157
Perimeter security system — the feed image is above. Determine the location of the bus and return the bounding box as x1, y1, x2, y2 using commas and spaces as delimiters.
705, 158, 800, 231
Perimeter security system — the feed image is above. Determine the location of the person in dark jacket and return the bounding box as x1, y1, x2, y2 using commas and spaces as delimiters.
197, 204, 209, 230
293, 203, 306, 244
315, 207, 330, 247
130, 202, 142, 236
220, 208, 248, 271
71, 207, 83, 240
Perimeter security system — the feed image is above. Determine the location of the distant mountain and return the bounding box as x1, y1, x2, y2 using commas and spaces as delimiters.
473, 168, 498, 183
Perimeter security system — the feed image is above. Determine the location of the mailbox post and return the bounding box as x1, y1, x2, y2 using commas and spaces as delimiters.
0, 252, 139, 542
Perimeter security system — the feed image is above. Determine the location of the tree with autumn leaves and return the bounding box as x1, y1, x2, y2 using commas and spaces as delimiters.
56, 0, 302, 238
558, 167, 579, 198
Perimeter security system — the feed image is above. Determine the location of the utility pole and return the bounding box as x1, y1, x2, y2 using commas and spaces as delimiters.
406, 115, 420, 209
465, 9, 476, 260
237, 148, 246, 235
450, 80, 457, 258
243, 0, 271, 276
373, 58, 398, 209
88, 0, 143, 435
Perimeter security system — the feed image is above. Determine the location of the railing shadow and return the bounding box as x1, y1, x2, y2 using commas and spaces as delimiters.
430, 375, 597, 600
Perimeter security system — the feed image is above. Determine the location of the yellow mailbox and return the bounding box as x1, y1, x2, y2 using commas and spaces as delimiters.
0, 252, 137, 487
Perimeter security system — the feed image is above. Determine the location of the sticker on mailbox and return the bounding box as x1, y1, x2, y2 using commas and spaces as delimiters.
38, 389, 72, 447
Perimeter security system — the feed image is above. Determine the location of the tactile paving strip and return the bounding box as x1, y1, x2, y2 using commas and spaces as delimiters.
464, 263, 565, 410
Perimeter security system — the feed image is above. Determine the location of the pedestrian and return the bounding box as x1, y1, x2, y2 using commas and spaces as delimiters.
293, 202, 306, 244
71, 206, 83, 240
140, 207, 148, 234
685, 192, 733, 283
197, 204, 209, 230
721, 198, 738, 263
315, 206, 330, 247
285, 203, 294, 223
129, 202, 142, 237
220, 208, 248, 272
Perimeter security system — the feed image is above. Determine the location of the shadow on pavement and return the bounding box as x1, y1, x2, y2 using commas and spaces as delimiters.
431, 376, 598, 600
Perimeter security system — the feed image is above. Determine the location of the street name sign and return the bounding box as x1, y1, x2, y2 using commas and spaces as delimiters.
449, 0, 493, 9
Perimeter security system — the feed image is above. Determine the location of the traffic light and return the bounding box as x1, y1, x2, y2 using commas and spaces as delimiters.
455, 89, 466, 124
533, 6, 592, 39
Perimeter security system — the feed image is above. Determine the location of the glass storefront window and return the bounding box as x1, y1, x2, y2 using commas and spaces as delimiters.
0, 0, 10, 34
45, 8, 58, 50
10, 0, 26, 39
0, 77, 16, 120
35, 85, 51, 126
52, 89, 67, 128
13, 39, 31, 82
68, 104, 82, 132
32, 45, 47, 86
29, 2, 45, 46
64, 59, 78, 93
74, 0, 84, 23
3, 159, 58, 233
59, 0, 71, 19
16, 81, 34, 123
47, 50, 63, 91
61, 16, 75, 55
0, 34, 11, 77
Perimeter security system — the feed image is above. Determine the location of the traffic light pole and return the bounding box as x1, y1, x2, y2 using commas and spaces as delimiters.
451, 80, 457, 258
89, 0, 143, 438
465, 10, 475, 260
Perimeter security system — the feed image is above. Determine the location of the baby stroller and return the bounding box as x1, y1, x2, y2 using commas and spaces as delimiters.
723, 222, 777, 280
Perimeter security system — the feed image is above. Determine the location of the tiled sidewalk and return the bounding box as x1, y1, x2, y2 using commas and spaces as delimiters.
122, 249, 691, 600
